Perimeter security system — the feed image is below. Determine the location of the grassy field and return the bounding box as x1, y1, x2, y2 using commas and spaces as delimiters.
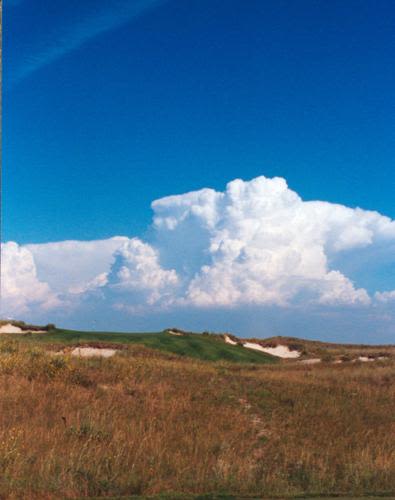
19, 328, 277, 365
0, 329, 394, 499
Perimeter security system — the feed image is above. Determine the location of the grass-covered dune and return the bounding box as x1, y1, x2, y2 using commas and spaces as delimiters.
245, 335, 395, 361
12, 327, 277, 365
5, 322, 394, 365
0, 335, 394, 499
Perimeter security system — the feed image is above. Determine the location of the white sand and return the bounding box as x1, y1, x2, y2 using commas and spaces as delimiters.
224, 334, 238, 345
243, 342, 301, 358
0, 324, 46, 334
351, 356, 390, 362
70, 347, 118, 358
300, 358, 321, 364
0, 324, 24, 334
358, 356, 375, 362
167, 330, 184, 336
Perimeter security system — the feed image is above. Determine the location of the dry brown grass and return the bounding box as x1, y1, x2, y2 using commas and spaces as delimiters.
0, 339, 394, 499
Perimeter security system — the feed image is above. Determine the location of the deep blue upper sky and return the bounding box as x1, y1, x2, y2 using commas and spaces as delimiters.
4, 0, 395, 244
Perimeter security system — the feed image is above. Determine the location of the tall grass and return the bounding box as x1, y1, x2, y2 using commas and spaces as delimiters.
0, 340, 394, 498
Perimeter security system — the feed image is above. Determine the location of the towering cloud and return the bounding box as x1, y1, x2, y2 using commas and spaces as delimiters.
152, 176, 394, 307
2, 176, 395, 334
1, 242, 61, 317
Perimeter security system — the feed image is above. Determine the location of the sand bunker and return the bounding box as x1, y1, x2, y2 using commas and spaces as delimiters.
70, 347, 118, 358
243, 342, 301, 358
223, 335, 301, 358
358, 356, 375, 362
224, 334, 238, 345
0, 324, 46, 334
352, 355, 390, 363
167, 330, 184, 336
300, 358, 321, 364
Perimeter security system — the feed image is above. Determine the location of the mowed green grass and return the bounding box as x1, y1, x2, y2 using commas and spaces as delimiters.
22, 329, 277, 364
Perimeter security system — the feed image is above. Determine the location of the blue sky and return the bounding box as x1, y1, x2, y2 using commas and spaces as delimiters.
2, 0, 395, 341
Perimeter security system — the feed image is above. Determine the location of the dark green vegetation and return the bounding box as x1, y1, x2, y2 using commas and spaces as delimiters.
8, 326, 277, 365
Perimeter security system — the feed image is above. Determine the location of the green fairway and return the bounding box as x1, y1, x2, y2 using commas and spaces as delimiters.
21, 328, 277, 364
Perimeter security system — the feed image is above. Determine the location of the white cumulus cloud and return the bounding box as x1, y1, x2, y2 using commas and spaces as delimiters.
1, 242, 61, 317
153, 176, 393, 307
1, 176, 394, 324
375, 290, 395, 303
26, 236, 129, 294
106, 238, 179, 307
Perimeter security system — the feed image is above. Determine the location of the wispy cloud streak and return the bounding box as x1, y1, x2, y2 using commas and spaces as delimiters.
9, 0, 166, 86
